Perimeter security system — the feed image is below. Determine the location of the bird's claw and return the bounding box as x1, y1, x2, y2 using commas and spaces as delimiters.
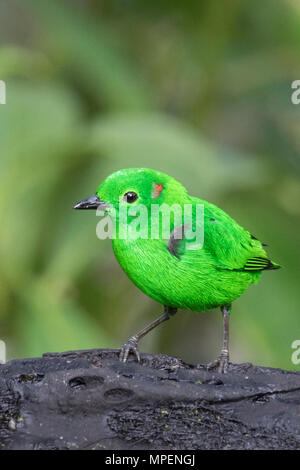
119, 337, 140, 363
207, 352, 229, 374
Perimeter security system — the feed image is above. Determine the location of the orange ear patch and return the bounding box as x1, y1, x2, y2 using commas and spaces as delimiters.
152, 183, 164, 198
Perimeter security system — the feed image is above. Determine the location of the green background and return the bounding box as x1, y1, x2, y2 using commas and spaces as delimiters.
0, 0, 299, 369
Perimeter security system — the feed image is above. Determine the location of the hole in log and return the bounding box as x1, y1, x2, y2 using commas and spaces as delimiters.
68, 375, 105, 390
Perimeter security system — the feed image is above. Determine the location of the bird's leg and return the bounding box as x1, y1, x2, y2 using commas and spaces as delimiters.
119, 306, 177, 363
207, 304, 231, 374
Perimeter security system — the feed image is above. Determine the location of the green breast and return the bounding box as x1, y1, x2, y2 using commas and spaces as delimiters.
112, 237, 256, 312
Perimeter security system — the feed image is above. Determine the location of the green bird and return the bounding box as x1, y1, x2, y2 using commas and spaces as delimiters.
74, 168, 280, 372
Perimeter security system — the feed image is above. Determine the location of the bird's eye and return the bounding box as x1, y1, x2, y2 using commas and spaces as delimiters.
123, 191, 138, 203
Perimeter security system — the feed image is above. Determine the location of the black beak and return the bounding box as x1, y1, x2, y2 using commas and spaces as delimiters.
73, 194, 110, 210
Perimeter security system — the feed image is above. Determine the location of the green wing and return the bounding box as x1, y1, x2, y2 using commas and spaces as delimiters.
184, 198, 281, 272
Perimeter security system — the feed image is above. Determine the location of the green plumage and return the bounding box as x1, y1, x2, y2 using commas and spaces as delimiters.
74, 167, 281, 368
95, 168, 280, 312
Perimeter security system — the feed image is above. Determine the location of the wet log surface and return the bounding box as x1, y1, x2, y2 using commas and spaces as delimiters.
0, 349, 299, 450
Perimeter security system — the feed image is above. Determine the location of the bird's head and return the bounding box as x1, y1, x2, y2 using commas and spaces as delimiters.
73, 168, 189, 218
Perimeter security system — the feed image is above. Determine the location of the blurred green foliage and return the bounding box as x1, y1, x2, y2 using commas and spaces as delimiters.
0, 0, 299, 369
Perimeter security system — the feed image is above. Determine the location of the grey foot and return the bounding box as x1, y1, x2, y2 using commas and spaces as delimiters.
119, 337, 140, 363
207, 352, 229, 374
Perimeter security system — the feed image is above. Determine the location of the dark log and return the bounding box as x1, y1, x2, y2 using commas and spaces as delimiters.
0, 349, 299, 450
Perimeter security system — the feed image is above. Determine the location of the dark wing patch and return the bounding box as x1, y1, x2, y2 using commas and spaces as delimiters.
242, 257, 280, 272
168, 224, 189, 259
